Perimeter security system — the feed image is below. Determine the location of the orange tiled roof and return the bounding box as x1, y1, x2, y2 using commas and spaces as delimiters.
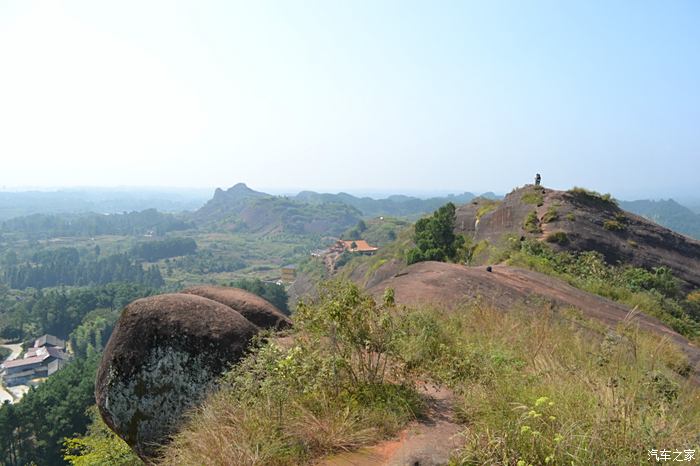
340, 240, 378, 252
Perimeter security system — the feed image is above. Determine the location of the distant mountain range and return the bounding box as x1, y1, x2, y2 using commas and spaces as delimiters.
3, 184, 700, 241
620, 199, 700, 240
192, 183, 503, 235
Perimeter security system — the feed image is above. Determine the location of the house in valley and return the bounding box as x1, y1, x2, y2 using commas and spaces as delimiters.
1, 335, 71, 386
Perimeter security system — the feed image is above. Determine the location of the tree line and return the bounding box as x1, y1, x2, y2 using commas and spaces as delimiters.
0, 209, 193, 239
2, 247, 164, 290
0, 282, 157, 340
131, 237, 197, 261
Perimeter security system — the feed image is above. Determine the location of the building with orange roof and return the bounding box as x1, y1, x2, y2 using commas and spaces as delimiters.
336, 239, 379, 255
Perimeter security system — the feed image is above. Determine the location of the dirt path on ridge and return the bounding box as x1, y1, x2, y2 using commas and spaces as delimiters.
317, 382, 462, 466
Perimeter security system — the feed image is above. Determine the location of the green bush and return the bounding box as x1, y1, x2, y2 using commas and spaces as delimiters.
541, 206, 558, 223
507, 240, 700, 340
523, 211, 541, 234
567, 187, 618, 207
160, 282, 422, 465
544, 231, 568, 245
603, 219, 625, 231
521, 188, 544, 206
476, 201, 499, 220
63, 407, 140, 465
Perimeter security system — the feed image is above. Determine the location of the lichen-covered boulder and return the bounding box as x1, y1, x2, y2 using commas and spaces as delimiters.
181, 285, 292, 330
95, 293, 258, 462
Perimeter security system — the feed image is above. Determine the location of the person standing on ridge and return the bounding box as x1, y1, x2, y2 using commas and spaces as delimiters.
535, 173, 541, 186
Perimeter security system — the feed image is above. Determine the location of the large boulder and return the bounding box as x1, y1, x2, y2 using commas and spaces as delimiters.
95, 293, 258, 462
181, 285, 292, 330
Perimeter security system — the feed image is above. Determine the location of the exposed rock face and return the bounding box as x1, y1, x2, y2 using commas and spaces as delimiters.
95, 293, 258, 462
182, 285, 292, 330
456, 185, 700, 289
368, 261, 700, 381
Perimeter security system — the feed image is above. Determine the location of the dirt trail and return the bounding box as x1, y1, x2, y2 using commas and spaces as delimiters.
318, 383, 461, 466
367, 262, 700, 378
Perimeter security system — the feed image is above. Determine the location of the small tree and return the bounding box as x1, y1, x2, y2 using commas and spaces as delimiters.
406, 202, 464, 264
295, 281, 398, 385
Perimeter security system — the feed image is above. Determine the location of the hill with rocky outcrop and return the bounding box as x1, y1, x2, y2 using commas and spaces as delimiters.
456, 185, 700, 289
192, 183, 362, 235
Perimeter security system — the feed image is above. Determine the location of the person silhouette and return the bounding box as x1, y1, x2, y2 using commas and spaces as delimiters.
535, 173, 541, 186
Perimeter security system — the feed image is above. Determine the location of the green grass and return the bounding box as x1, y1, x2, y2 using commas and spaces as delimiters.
156, 283, 700, 465
544, 231, 568, 244
443, 304, 699, 466
567, 187, 618, 207
159, 282, 423, 465
521, 188, 544, 206
541, 206, 558, 224
603, 219, 626, 231
523, 211, 541, 234
476, 200, 500, 220
505, 241, 700, 341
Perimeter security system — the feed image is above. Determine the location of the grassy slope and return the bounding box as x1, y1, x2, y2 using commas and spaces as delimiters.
153, 284, 699, 466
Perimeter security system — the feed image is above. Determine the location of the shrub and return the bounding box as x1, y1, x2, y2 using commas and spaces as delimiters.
521, 188, 544, 206
565, 212, 575, 221
63, 407, 140, 465
541, 206, 558, 223
507, 240, 700, 340
523, 211, 541, 234
603, 219, 625, 231
567, 187, 618, 206
160, 282, 423, 465
544, 231, 568, 245
476, 201, 499, 220
295, 282, 399, 385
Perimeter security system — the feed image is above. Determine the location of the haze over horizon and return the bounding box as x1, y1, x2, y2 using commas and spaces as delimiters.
1, 1, 698, 200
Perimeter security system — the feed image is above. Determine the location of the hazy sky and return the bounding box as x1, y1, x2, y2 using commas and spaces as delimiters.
1, 1, 698, 198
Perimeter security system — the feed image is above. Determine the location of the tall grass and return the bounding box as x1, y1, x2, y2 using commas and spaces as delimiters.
159, 283, 700, 465
159, 282, 423, 466
394, 303, 700, 465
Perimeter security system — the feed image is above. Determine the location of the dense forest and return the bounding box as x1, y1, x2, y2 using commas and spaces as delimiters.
131, 237, 197, 261
0, 283, 157, 340
2, 248, 164, 290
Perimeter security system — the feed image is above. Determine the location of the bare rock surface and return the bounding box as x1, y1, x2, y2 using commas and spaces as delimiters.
95, 293, 258, 462
368, 261, 700, 380
182, 285, 292, 330
456, 185, 700, 289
